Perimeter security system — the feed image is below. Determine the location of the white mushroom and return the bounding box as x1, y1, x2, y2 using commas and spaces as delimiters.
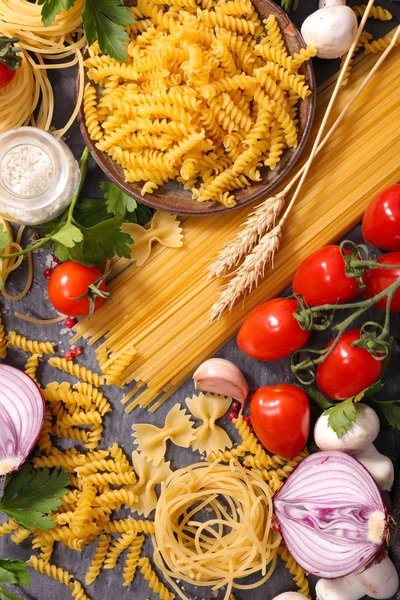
316, 554, 399, 600
314, 404, 394, 491
319, 0, 346, 8
272, 594, 309, 600
193, 358, 249, 405
301, 5, 358, 59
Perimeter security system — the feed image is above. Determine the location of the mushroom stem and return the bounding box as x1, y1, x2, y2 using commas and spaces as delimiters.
316, 554, 399, 600
355, 444, 394, 492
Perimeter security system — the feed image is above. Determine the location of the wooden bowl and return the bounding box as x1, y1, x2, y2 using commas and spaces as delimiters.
77, 0, 316, 215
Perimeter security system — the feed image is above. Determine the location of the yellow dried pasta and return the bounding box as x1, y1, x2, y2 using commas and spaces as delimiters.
0, 314, 7, 359
83, 6, 313, 208
48, 357, 105, 387
123, 535, 145, 586
85, 534, 111, 585
7, 331, 55, 354
138, 557, 175, 600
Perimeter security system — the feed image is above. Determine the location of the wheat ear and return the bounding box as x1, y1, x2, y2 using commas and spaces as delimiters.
208, 192, 286, 279
211, 9, 400, 319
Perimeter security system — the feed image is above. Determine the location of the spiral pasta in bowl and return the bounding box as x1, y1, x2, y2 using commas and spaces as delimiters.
78, 0, 316, 215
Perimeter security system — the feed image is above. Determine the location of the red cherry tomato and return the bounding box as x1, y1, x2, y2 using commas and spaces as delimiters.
48, 262, 106, 317
0, 63, 15, 89
362, 185, 400, 251
363, 251, 400, 313
250, 384, 310, 459
292, 245, 361, 307
237, 298, 311, 361
316, 328, 384, 401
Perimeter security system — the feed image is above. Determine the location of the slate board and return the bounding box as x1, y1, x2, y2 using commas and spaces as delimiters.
1, 2, 400, 600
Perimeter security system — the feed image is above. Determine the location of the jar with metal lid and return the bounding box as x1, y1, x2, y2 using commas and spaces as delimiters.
0, 127, 81, 225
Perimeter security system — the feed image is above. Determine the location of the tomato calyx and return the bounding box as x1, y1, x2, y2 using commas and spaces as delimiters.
0, 36, 22, 71
294, 294, 335, 332
72, 272, 110, 318
292, 277, 400, 385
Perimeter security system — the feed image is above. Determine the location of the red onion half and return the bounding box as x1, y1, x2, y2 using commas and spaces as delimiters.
0, 364, 45, 476
274, 451, 388, 579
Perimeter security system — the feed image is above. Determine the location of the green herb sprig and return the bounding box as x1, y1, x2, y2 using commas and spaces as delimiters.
0, 463, 70, 531
0, 148, 152, 270
307, 379, 400, 438
38, 0, 135, 61
0, 559, 30, 600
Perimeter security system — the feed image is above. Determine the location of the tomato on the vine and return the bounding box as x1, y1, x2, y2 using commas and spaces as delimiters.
292, 245, 361, 307
237, 298, 311, 361
362, 184, 400, 251
48, 262, 107, 317
0, 62, 15, 89
316, 329, 384, 401
363, 251, 400, 313
250, 384, 310, 458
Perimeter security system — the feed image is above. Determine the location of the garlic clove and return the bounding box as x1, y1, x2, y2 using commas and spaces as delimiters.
193, 358, 249, 405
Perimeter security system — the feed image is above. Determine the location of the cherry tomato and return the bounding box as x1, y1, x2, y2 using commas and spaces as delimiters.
363, 251, 400, 313
0, 63, 15, 89
48, 262, 106, 317
250, 384, 310, 458
292, 245, 361, 306
316, 328, 384, 401
362, 185, 400, 251
237, 298, 311, 361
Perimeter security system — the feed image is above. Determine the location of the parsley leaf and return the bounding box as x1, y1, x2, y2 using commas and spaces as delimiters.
280, 0, 294, 13
82, 0, 135, 62
73, 198, 110, 228
323, 387, 371, 439
100, 181, 138, 216
38, 0, 76, 27
65, 215, 133, 266
0, 225, 10, 251
325, 399, 357, 438
367, 398, 400, 429
0, 560, 30, 589
0, 464, 70, 531
125, 202, 153, 226
50, 222, 84, 248
0, 559, 30, 600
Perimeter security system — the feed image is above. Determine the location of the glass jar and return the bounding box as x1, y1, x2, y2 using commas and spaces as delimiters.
0, 127, 81, 225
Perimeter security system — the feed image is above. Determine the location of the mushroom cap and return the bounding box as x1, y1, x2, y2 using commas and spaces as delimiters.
301, 5, 358, 59
319, 0, 346, 8
314, 403, 380, 454
272, 594, 309, 600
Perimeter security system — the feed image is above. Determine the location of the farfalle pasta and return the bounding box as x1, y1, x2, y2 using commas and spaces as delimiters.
129, 451, 173, 517
132, 403, 195, 465
122, 212, 183, 266
186, 393, 232, 454
83, 3, 315, 208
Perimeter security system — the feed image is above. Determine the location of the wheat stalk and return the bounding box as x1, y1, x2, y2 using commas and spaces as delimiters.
208, 192, 286, 279
210, 226, 282, 321
210, 8, 400, 320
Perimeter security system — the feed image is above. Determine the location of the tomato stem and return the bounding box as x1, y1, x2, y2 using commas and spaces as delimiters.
349, 260, 400, 270
292, 278, 400, 384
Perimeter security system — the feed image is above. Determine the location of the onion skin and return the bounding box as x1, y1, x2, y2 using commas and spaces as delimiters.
0, 364, 45, 477
193, 358, 249, 406
274, 451, 388, 579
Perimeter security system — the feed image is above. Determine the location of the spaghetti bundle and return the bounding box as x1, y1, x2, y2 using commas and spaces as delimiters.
0, 0, 85, 135
153, 461, 280, 600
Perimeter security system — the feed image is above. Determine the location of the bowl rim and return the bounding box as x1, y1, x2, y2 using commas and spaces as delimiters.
76, 1, 316, 216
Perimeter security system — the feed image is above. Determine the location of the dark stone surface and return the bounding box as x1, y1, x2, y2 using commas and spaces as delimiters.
0, 3, 399, 600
